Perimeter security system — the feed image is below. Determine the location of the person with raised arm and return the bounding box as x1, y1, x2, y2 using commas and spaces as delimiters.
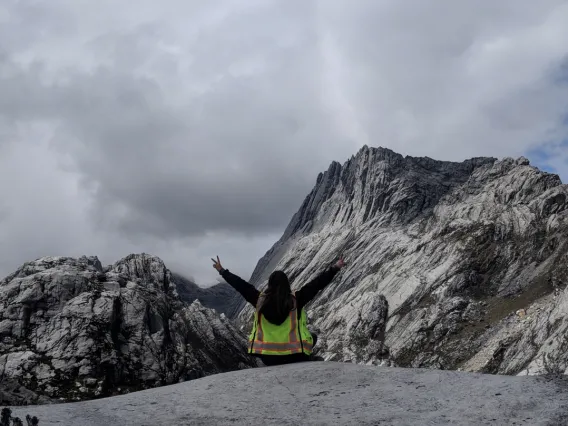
211, 255, 345, 365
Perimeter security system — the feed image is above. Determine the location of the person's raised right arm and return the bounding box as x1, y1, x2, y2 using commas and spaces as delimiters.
295, 257, 345, 308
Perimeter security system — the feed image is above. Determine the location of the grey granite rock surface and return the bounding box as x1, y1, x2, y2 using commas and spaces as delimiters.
0, 254, 259, 404
233, 146, 568, 375
7, 362, 568, 425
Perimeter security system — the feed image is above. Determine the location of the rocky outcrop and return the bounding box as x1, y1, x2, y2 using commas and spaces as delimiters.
172, 273, 237, 315
0, 254, 259, 404
234, 146, 568, 375
0, 379, 53, 407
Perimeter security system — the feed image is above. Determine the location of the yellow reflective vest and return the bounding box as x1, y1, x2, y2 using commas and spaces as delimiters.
248, 292, 313, 356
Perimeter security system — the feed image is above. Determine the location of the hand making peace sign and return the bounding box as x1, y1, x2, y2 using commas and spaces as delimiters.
211, 256, 223, 272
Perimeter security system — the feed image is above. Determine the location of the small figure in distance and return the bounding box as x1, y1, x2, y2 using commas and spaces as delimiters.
211, 255, 345, 366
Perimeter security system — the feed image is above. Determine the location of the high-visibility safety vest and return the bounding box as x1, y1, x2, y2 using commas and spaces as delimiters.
248, 292, 313, 356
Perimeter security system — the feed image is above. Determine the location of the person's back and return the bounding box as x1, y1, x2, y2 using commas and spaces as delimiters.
211, 256, 345, 366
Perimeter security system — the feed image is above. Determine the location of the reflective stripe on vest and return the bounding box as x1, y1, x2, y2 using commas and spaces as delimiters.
251, 341, 314, 352
248, 292, 313, 356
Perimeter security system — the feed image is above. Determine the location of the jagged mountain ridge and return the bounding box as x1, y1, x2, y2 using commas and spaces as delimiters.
0, 254, 259, 405
234, 145, 568, 375
228, 149, 498, 317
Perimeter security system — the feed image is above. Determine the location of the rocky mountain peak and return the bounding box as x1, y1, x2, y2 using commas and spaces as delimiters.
2, 256, 103, 283
0, 254, 258, 405
281, 146, 499, 244
236, 146, 568, 376
110, 253, 174, 295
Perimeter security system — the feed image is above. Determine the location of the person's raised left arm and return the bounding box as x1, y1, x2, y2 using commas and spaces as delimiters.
212, 256, 260, 307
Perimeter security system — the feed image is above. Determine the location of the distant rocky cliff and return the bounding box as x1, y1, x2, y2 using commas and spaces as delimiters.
0, 254, 258, 405
235, 146, 568, 375
172, 273, 237, 315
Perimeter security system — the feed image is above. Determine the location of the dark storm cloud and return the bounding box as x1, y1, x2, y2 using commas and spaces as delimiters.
1, 0, 567, 282
0, 1, 346, 239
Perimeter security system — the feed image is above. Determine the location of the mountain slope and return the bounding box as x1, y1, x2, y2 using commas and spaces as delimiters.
7, 362, 568, 425
0, 254, 259, 405
172, 273, 237, 315
235, 146, 568, 375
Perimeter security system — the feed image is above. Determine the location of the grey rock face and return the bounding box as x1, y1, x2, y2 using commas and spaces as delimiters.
0, 379, 53, 406
0, 254, 259, 404
234, 146, 568, 375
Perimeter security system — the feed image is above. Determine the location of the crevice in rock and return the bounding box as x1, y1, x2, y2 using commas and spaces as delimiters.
110, 297, 122, 352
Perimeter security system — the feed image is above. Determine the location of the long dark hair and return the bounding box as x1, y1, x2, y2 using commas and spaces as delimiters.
258, 270, 294, 320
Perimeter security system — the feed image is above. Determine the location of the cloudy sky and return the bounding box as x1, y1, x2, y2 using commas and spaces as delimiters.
1, 0, 567, 284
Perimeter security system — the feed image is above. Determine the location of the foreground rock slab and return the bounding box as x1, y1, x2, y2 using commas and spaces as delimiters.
7, 362, 568, 425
